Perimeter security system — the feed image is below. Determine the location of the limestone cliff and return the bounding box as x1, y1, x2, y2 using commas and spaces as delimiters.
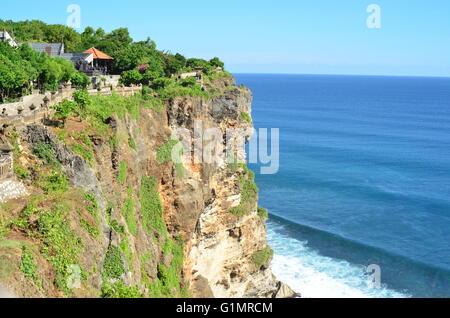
0, 75, 293, 298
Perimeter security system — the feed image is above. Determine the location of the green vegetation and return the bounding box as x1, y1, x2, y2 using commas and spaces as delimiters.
79, 193, 100, 238
230, 166, 259, 217
122, 187, 137, 236
101, 282, 142, 298
128, 134, 137, 151
148, 236, 185, 298
156, 139, 180, 164
257, 207, 269, 219
80, 219, 99, 238
53, 100, 77, 126
20, 246, 37, 279
119, 237, 134, 272
0, 217, 9, 238
35, 169, 69, 194
70, 134, 95, 166
12, 202, 84, 295
70, 72, 90, 89
156, 138, 185, 178
110, 220, 125, 234
153, 81, 209, 100
33, 142, 60, 168
240, 112, 252, 123
140, 176, 166, 234
251, 246, 274, 268
102, 245, 125, 280
0, 42, 78, 102
118, 161, 128, 184
0, 19, 229, 103
14, 164, 30, 179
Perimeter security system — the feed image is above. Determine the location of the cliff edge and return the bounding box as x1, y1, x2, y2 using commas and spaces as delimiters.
0, 74, 294, 298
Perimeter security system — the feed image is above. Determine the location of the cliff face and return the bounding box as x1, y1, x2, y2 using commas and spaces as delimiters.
0, 76, 293, 298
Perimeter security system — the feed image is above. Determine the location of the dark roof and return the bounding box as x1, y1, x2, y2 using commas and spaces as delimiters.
60, 53, 92, 64
27, 43, 65, 57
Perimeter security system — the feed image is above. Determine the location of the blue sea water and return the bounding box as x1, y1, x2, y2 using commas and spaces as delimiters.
234, 74, 450, 298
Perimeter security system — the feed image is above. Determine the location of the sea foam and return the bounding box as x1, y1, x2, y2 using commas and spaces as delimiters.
267, 221, 410, 298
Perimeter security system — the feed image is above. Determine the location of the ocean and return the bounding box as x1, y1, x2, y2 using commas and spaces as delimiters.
234, 73, 450, 298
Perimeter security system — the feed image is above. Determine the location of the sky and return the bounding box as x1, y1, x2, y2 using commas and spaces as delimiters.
1, 0, 450, 76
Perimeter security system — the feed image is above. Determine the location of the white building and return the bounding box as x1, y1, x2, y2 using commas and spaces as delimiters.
0, 30, 17, 47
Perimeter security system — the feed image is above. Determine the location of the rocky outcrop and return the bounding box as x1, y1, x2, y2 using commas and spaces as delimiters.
163, 85, 289, 298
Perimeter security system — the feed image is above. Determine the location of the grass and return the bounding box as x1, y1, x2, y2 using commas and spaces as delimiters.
122, 187, 137, 236
84, 92, 164, 133
251, 246, 274, 268
33, 204, 83, 295
118, 161, 128, 184
128, 134, 137, 151
102, 245, 125, 280
101, 282, 143, 298
80, 219, 99, 238
156, 139, 181, 164
156, 83, 210, 100
77, 192, 100, 238
257, 207, 269, 219
240, 112, 252, 123
20, 246, 37, 279
70, 134, 95, 166
0, 216, 9, 238
33, 142, 60, 168
156, 138, 185, 178
230, 166, 259, 217
14, 164, 30, 179
140, 176, 166, 235
110, 220, 125, 234
119, 237, 134, 273
148, 236, 184, 298
35, 169, 69, 194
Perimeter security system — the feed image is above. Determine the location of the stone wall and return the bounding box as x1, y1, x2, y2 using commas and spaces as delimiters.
90, 75, 121, 89
0, 153, 13, 181
0, 86, 142, 128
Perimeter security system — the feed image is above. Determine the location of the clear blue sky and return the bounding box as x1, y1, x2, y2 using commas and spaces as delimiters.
2, 0, 450, 76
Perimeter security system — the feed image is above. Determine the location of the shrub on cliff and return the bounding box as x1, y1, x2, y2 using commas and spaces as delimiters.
119, 70, 142, 86
252, 246, 274, 268
209, 57, 225, 69
70, 72, 90, 89
53, 100, 77, 126
230, 165, 259, 217
140, 176, 166, 235
101, 282, 142, 298
102, 245, 125, 280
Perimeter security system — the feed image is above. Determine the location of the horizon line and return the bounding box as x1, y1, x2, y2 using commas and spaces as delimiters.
230, 72, 450, 79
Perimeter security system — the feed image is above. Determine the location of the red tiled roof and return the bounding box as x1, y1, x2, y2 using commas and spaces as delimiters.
83, 47, 114, 60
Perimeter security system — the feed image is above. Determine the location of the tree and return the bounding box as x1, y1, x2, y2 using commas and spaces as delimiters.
119, 70, 142, 86
70, 72, 90, 89
151, 77, 174, 90
53, 100, 76, 126
112, 43, 165, 75
209, 57, 225, 69
164, 53, 187, 75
